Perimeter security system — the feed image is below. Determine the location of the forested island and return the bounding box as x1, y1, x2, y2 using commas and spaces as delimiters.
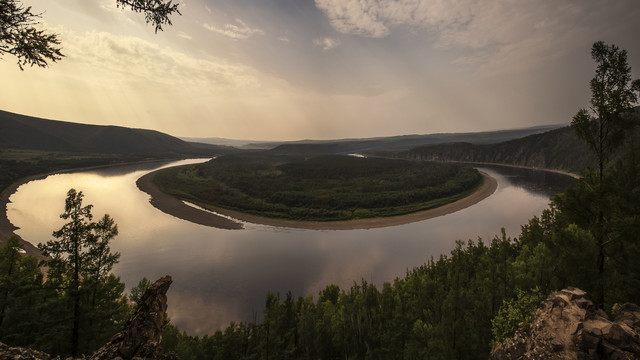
151, 154, 484, 222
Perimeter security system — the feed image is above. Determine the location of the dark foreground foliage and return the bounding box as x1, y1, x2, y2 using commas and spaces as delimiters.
153, 154, 483, 221
0, 190, 131, 357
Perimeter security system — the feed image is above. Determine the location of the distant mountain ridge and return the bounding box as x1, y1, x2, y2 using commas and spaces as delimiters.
185, 124, 565, 152
0, 110, 232, 157
251, 125, 567, 155
398, 126, 596, 174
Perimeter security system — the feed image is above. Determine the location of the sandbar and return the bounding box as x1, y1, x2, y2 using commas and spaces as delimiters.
136, 169, 498, 230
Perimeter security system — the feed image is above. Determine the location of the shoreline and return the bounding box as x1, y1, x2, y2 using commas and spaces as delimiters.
1, 159, 574, 251
136, 169, 498, 230
451, 161, 580, 179
0, 158, 198, 256
136, 172, 244, 230
0, 172, 50, 258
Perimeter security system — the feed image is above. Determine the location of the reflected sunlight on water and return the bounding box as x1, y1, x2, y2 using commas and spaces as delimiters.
7, 160, 575, 335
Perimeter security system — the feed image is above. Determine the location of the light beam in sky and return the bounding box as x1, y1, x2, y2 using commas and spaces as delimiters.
1, 0, 639, 140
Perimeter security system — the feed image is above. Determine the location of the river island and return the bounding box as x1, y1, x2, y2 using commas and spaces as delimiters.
137, 154, 498, 230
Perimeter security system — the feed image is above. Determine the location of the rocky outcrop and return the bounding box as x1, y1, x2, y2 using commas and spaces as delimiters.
0, 276, 176, 360
0, 342, 55, 360
491, 287, 640, 360
90, 275, 177, 360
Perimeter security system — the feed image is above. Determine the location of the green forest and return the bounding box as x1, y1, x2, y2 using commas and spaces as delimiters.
153, 154, 483, 221
0, 41, 639, 359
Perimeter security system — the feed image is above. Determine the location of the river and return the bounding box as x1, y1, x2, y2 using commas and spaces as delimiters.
6, 159, 575, 335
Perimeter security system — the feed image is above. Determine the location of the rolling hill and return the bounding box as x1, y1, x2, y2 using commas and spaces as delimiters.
187, 124, 565, 153
0, 110, 233, 157
397, 126, 596, 174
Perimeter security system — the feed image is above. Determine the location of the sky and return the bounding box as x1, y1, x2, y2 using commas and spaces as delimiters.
1, 0, 639, 141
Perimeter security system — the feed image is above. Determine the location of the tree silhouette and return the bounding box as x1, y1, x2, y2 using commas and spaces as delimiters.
0, 0, 180, 70
571, 41, 640, 183
38, 189, 121, 357
571, 41, 640, 307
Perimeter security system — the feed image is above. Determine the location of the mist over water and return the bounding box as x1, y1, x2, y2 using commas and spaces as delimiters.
7, 160, 575, 335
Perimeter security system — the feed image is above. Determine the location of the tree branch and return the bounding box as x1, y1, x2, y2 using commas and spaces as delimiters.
115, 0, 181, 33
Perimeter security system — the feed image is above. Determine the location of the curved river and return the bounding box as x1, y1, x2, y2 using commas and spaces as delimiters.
7, 159, 575, 335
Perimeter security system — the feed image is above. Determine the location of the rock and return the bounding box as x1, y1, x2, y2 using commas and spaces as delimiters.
490, 287, 640, 360
0, 342, 57, 360
90, 276, 177, 360
0, 276, 177, 360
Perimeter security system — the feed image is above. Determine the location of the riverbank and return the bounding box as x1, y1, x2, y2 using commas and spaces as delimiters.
0, 158, 200, 256
136, 172, 244, 230
0, 172, 49, 258
137, 169, 498, 230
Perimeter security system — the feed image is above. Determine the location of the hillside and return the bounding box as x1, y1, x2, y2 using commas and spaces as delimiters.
0, 110, 233, 157
189, 124, 564, 154
397, 126, 596, 174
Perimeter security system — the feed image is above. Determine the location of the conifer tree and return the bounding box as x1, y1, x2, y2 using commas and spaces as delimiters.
38, 189, 124, 356
571, 41, 639, 306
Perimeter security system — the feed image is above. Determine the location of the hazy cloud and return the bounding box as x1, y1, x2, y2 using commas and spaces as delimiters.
313, 1, 630, 48
178, 31, 193, 40
59, 29, 262, 91
313, 37, 340, 50
314, 0, 639, 75
203, 19, 265, 40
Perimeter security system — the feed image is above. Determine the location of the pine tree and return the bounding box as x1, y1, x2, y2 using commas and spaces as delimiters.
38, 188, 125, 356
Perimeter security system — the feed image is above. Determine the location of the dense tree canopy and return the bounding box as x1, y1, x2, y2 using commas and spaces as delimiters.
153, 154, 483, 221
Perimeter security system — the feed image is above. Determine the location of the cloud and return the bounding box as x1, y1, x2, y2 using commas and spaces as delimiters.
178, 31, 192, 40
313, 37, 340, 50
314, 0, 639, 76
314, 0, 391, 38
313, 1, 633, 48
203, 19, 265, 40
313, 0, 555, 44
57, 29, 262, 92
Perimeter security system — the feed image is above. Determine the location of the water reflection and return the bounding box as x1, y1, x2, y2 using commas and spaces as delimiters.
473, 164, 576, 198
7, 161, 575, 335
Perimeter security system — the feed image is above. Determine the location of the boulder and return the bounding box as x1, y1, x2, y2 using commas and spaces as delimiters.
0, 342, 55, 360
491, 287, 640, 360
90, 275, 177, 360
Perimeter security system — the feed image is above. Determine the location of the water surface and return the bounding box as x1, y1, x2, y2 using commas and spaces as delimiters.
7, 160, 575, 335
